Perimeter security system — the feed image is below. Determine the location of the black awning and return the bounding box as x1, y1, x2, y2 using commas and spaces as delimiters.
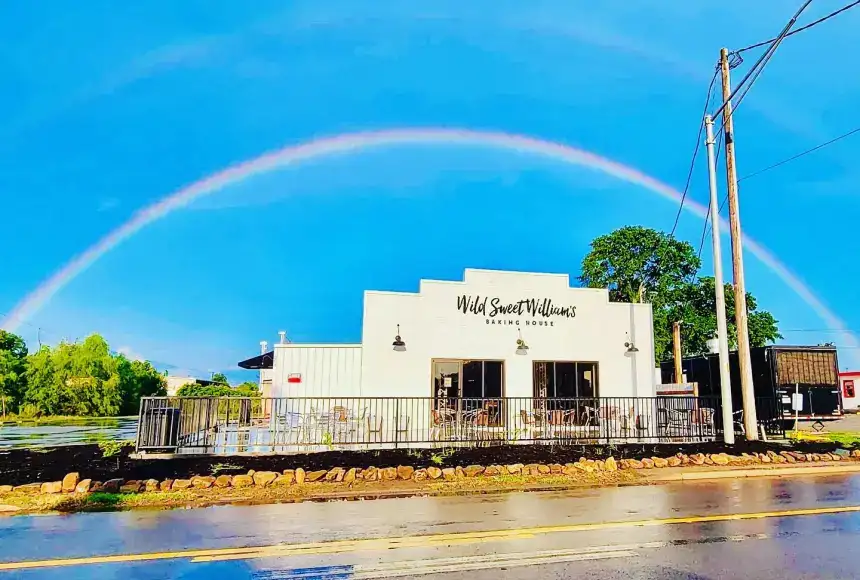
238, 351, 274, 370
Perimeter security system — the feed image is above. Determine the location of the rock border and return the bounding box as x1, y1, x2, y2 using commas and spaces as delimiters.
3, 450, 858, 497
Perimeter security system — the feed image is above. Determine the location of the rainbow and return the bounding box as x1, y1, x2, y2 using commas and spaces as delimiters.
3, 127, 856, 353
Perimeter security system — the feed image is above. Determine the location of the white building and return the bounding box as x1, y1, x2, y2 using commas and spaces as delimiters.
239, 269, 656, 402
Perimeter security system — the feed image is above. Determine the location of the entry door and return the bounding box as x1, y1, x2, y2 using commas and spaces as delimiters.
433, 360, 462, 407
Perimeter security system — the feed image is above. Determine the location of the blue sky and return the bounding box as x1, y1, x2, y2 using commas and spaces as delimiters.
1, 0, 859, 381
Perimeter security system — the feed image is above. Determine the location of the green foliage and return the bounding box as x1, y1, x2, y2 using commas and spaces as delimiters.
98, 438, 133, 458
210, 372, 229, 385
0, 330, 28, 415
580, 226, 781, 362
579, 226, 700, 304
0, 331, 166, 417
176, 381, 259, 398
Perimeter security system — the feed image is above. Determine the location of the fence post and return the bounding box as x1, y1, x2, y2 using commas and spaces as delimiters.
134, 397, 146, 452
394, 399, 401, 449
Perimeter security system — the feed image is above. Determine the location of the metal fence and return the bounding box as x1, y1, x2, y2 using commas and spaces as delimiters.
135, 395, 785, 455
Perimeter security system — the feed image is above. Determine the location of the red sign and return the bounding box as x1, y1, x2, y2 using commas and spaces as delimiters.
287, 373, 302, 384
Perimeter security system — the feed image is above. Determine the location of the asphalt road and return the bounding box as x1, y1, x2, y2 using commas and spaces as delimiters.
2, 473, 860, 579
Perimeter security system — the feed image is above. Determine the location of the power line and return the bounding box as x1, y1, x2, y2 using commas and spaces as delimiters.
670, 70, 719, 237
739, 125, 860, 182
735, 0, 860, 54
713, 0, 813, 120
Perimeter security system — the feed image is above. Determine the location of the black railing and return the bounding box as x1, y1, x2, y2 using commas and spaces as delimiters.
135, 395, 785, 455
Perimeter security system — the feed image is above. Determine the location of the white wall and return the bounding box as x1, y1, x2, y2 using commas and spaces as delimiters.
360, 269, 656, 400
271, 344, 362, 398
841, 374, 859, 411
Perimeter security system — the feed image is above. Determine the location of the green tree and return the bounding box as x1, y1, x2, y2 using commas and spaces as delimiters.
116, 357, 167, 414
580, 226, 781, 362
579, 226, 700, 304
663, 276, 782, 358
210, 372, 229, 386
0, 330, 28, 414
234, 381, 260, 396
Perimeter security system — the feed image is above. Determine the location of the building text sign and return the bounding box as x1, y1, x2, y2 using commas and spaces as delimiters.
457, 295, 576, 326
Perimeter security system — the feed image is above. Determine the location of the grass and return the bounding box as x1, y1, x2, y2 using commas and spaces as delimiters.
787, 430, 860, 446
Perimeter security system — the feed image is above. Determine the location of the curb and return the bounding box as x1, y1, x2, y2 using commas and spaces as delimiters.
646, 463, 860, 482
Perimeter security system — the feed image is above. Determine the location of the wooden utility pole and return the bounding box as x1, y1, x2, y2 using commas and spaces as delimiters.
672, 322, 683, 383
719, 47, 758, 440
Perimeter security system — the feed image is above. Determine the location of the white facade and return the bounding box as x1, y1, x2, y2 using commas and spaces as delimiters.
270, 269, 655, 400
840, 372, 859, 412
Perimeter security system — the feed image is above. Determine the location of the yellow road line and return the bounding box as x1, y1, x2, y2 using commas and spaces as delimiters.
2, 504, 859, 571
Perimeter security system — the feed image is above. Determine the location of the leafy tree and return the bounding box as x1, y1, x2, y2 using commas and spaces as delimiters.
0, 330, 28, 414
234, 381, 260, 397
116, 357, 167, 414
211, 372, 229, 386
663, 277, 782, 358
579, 226, 700, 305
580, 226, 781, 362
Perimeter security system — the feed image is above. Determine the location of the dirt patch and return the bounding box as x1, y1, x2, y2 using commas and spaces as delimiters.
0, 440, 853, 487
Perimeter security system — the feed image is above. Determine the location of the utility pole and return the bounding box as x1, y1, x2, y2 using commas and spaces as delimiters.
704, 114, 735, 445
719, 47, 758, 440
672, 322, 683, 384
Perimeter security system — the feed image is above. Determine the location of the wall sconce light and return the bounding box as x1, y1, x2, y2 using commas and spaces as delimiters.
515, 329, 529, 355
392, 324, 406, 352
625, 332, 639, 353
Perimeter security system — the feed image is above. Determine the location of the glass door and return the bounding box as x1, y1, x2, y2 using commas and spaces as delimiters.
433, 360, 462, 414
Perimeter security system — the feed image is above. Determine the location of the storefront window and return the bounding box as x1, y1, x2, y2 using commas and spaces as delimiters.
432, 359, 504, 400
533, 361, 599, 399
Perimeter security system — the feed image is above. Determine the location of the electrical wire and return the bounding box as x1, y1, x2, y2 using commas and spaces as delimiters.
735, 0, 860, 54
713, 0, 814, 120
739, 125, 860, 182
670, 70, 719, 237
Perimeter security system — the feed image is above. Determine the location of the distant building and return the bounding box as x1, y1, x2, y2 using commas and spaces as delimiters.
165, 376, 216, 396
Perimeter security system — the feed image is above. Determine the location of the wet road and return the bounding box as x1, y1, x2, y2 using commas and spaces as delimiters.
2, 473, 860, 578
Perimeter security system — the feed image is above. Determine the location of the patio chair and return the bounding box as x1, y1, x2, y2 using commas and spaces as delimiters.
599, 406, 622, 441
430, 409, 455, 443
519, 410, 545, 442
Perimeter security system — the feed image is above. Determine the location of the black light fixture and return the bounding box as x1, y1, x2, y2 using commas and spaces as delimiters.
392, 324, 406, 352
516, 329, 529, 355
625, 332, 639, 353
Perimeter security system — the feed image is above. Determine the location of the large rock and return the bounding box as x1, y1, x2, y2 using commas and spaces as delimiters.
537, 464, 551, 475
667, 457, 682, 468
254, 471, 279, 487
524, 464, 541, 476
62, 473, 80, 493
305, 470, 326, 483
232, 474, 254, 488
13, 483, 42, 494
171, 479, 192, 491
455, 466, 466, 479
506, 464, 524, 475
120, 481, 142, 493
343, 468, 358, 484
690, 453, 706, 466
427, 466, 443, 479
192, 476, 216, 489
652, 457, 669, 468
159, 479, 174, 492
626, 459, 644, 469
464, 465, 484, 477
442, 468, 456, 481
75, 479, 93, 494
382, 467, 398, 481
273, 474, 293, 486
295, 468, 306, 485
41, 481, 63, 494
829, 453, 842, 462
325, 468, 345, 483
281, 470, 296, 483
363, 467, 378, 482
397, 466, 415, 480
852, 450, 860, 458
711, 454, 730, 466
144, 479, 160, 492
549, 464, 563, 474
412, 469, 428, 482
641, 458, 655, 469
0, 485, 13, 494
214, 475, 233, 488
780, 451, 797, 464
562, 463, 578, 476
483, 465, 501, 477
90, 481, 104, 492
102, 479, 124, 493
